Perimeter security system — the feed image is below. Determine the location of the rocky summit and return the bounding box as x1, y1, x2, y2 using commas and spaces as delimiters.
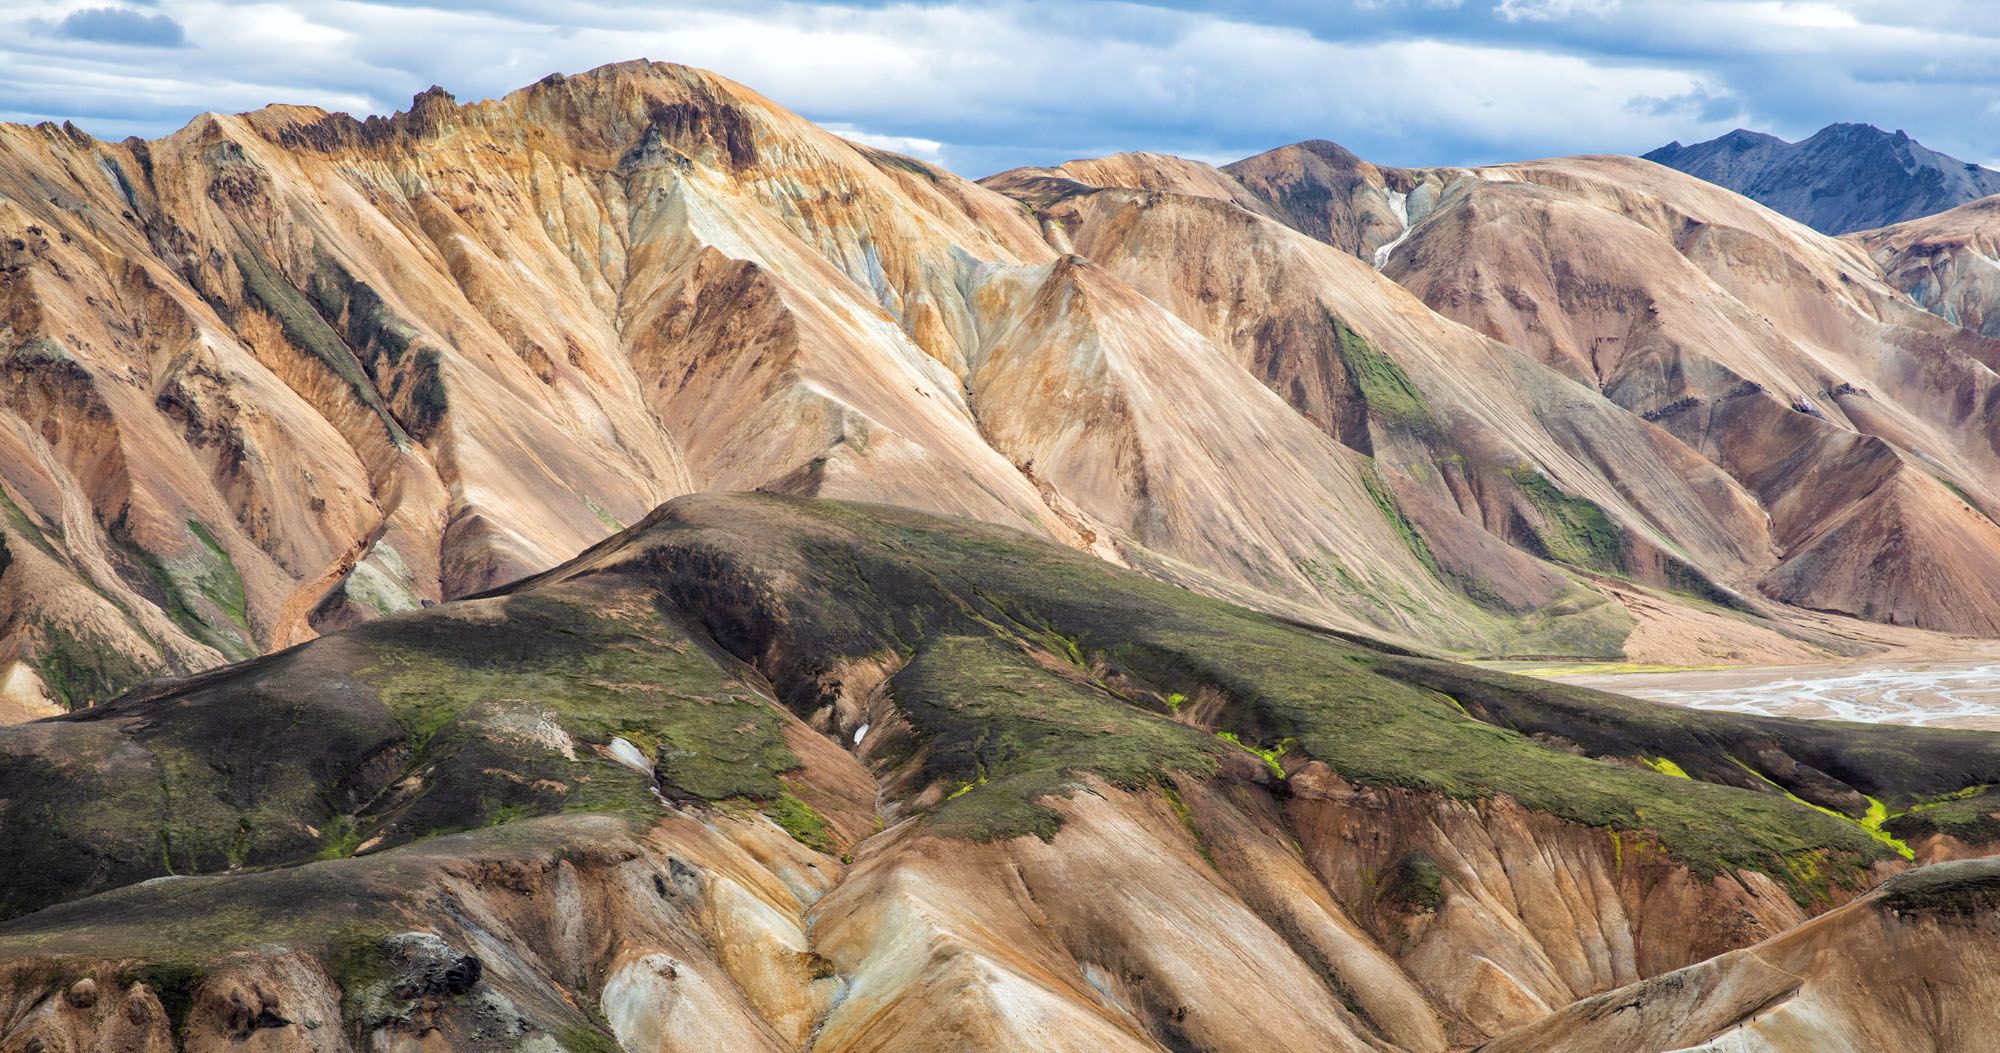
5, 59, 2000, 1052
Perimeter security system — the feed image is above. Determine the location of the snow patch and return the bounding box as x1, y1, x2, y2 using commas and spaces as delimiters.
1373, 189, 1414, 270
608, 736, 655, 774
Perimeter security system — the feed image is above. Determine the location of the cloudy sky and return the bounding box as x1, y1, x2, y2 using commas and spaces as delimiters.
2, 0, 1995, 176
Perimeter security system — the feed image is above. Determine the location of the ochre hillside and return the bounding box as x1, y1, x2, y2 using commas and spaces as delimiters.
9, 62, 2000, 720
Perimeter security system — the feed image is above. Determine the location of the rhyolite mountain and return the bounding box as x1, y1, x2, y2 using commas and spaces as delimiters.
9, 63, 2000, 722
9, 59, 2000, 1052
1853, 193, 2000, 340
8, 492, 2000, 1053
1644, 123, 2000, 234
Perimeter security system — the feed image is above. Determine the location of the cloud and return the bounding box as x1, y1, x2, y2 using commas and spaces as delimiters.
821, 123, 947, 164
1496, 0, 1619, 21
54, 6, 187, 47
0, 1, 1995, 177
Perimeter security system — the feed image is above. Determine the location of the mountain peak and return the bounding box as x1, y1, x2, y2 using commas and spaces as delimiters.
1644, 123, 2000, 233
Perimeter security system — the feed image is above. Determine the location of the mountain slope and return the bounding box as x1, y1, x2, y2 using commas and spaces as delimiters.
0, 61, 1455, 713
1380, 156, 2000, 634
1643, 124, 2000, 234
7, 494, 2000, 1051
1852, 193, 2000, 339
1483, 857, 2000, 1052
12, 63, 2000, 715
989, 142, 2000, 639
983, 158, 1815, 661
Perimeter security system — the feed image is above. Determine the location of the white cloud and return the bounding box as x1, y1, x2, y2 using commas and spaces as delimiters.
1496, 0, 1620, 21
821, 123, 947, 163
0, 1, 1995, 175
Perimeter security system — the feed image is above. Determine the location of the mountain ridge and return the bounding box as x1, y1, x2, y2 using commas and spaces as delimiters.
1643, 122, 2000, 234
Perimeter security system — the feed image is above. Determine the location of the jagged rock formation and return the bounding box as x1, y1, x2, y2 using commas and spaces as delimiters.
5, 494, 2000, 1052
1644, 124, 2000, 234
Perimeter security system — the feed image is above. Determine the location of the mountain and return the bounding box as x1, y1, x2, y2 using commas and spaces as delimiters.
987, 143, 2000, 641
0, 61, 1463, 712
8, 57, 2000, 1053
1643, 124, 2000, 234
9, 492, 2000, 1053
1852, 193, 2000, 339
0, 61, 1909, 720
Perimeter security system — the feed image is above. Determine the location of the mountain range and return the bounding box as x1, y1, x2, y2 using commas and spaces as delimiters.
1645, 123, 2000, 234
4, 60, 2000, 1052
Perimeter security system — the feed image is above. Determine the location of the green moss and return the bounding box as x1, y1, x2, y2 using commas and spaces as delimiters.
235, 248, 410, 446
355, 589, 800, 834
30, 619, 149, 709
726, 495, 1968, 904
1326, 309, 1436, 433
1378, 852, 1444, 913
316, 816, 364, 860
1506, 467, 1626, 573
0, 484, 58, 560
892, 634, 1228, 842
185, 520, 250, 633
767, 791, 835, 854
1886, 785, 2000, 847
1217, 730, 1290, 779
1726, 757, 1913, 861
1360, 467, 1443, 582
116, 521, 256, 662
1645, 756, 1691, 779
584, 496, 625, 531
1933, 475, 1993, 523
1157, 780, 1215, 867
552, 1023, 623, 1053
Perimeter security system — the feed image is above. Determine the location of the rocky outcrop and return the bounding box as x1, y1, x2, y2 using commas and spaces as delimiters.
1481, 857, 2000, 1052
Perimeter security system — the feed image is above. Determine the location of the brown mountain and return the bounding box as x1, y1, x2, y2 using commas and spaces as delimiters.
14, 62, 2000, 720
1852, 193, 2000, 340
7, 59, 2000, 1052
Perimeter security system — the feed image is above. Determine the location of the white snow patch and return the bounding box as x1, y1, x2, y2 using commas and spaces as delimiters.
1373, 188, 1414, 270
608, 736, 655, 774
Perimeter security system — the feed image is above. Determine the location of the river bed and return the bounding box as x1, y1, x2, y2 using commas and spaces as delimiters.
1538, 661, 2000, 731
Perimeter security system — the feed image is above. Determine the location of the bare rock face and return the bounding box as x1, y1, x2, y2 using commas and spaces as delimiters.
1482, 857, 2000, 1052
1854, 194, 2000, 340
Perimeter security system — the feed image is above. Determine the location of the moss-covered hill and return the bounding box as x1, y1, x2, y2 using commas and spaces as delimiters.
5, 493, 2000, 926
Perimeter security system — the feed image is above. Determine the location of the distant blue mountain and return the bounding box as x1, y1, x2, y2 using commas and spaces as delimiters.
1644, 123, 2000, 235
